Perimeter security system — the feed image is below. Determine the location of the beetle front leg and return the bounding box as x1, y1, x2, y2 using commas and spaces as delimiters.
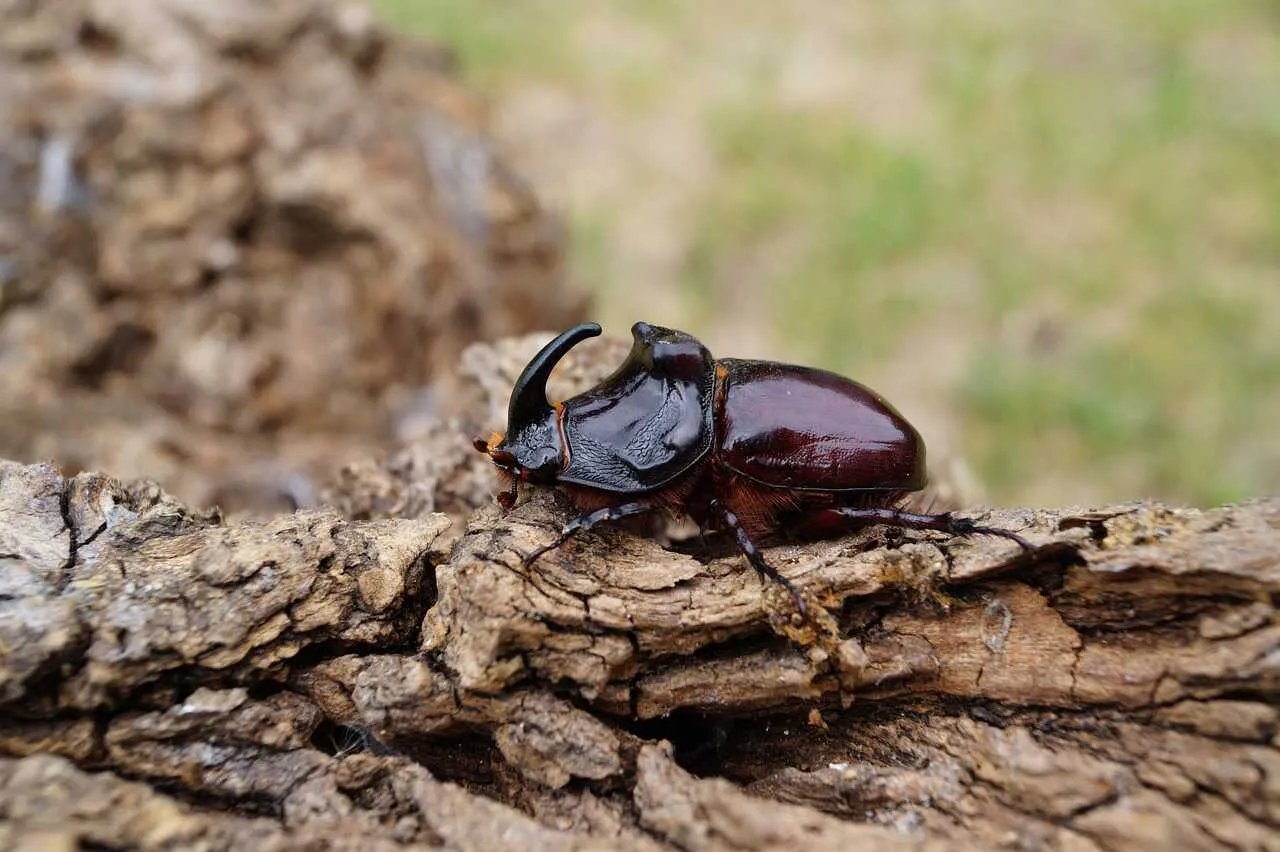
801, 507, 1034, 552
711, 500, 806, 617
522, 501, 655, 568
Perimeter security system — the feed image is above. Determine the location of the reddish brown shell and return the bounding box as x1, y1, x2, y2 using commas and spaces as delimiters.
716, 359, 926, 493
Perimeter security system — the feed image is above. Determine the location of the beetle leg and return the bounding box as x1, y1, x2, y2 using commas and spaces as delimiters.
711, 500, 806, 617
804, 507, 1034, 552
523, 501, 655, 568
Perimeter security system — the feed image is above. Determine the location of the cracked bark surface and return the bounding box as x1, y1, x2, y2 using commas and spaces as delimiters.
2, 446, 1278, 850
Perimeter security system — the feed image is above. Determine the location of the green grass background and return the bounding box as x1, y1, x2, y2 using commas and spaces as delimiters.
376, 0, 1280, 508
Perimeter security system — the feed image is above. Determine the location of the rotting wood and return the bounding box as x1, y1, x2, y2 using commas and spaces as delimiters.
2, 453, 1277, 850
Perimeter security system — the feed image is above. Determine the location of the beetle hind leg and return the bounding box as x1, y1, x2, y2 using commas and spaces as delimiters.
710, 500, 806, 617
800, 506, 1034, 552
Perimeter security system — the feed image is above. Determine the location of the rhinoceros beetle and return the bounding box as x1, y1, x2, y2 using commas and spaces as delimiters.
475, 321, 1032, 615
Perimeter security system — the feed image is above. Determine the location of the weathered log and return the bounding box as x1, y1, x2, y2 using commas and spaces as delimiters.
1, 449, 1277, 850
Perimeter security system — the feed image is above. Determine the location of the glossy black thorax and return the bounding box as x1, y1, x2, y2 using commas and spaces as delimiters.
557, 322, 715, 493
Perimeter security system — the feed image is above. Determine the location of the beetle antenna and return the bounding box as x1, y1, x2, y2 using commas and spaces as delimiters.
509, 323, 602, 427
498, 476, 519, 510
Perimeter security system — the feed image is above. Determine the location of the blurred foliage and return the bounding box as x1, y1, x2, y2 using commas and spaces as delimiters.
375, 0, 1280, 507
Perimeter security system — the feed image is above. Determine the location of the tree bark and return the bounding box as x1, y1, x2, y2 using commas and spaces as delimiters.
1, 454, 1277, 851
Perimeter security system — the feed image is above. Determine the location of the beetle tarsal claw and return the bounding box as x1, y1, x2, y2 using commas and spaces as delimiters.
521, 531, 573, 568
778, 577, 807, 618
992, 529, 1035, 553
528, 539, 557, 560
521, 544, 553, 568
955, 518, 1035, 553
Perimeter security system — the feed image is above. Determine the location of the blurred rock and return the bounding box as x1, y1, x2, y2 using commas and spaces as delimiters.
0, 0, 587, 515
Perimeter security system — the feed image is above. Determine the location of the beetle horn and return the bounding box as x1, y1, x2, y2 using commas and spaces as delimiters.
509, 322, 602, 426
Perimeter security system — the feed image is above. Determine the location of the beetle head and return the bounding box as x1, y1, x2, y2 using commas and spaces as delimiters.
475, 322, 603, 507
